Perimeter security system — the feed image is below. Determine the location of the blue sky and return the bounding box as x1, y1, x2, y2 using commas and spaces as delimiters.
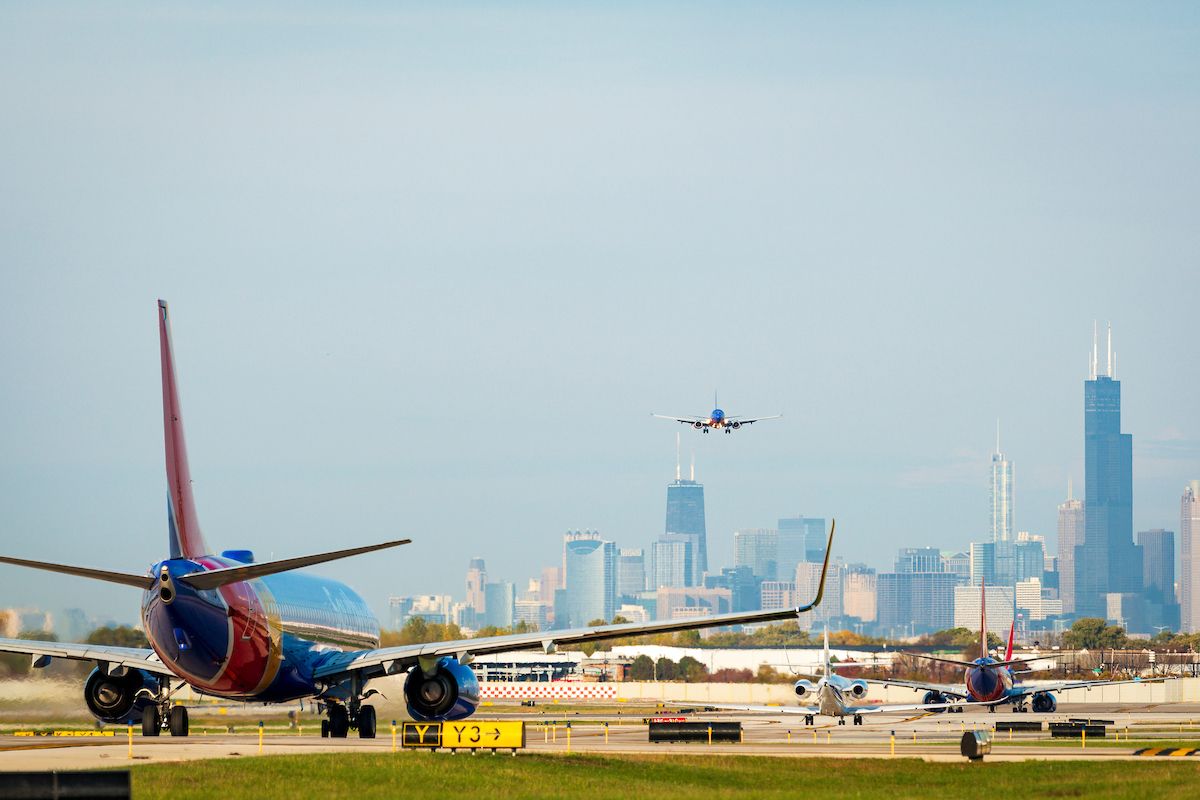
1, 3, 1198, 625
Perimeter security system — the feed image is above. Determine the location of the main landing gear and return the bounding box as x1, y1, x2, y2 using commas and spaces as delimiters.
853, 715, 864, 726
803, 715, 815, 726
140, 677, 189, 737
320, 698, 377, 739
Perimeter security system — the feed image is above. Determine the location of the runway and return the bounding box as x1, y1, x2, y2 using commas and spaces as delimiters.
4, 704, 1200, 769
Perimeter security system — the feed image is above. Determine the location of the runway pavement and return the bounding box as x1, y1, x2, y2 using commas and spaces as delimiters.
4, 704, 1200, 769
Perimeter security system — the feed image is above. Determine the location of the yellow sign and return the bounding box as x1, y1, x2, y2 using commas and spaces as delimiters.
441, 721, 525, 750
401, 723, 442, 748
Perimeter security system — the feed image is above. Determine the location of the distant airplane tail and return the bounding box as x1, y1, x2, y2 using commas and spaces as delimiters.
980, 578, 988, 659
159, 300, 210, 560
1005, 591, 1016, 661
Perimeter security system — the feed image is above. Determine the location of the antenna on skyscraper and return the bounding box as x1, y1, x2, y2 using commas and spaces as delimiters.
1106, 322, 1112, 377
690, 451, 695, 482
1091, 320, 1098, 379
1067, 477, 1073, 501
995, 418, 1001, 455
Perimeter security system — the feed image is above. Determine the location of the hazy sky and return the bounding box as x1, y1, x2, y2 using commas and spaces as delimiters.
2, 3, 1198, 627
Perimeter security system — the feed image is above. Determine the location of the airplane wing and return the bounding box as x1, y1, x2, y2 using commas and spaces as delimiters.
0, 637, 176, 678
846, 698, 1003, 714
651, 414, 709, 424
1006, 676, 1174, 699
315, 520, 835, 682
897, 652, 1054, 670
693, 703, 821, 715
723, 415, 782, 425
862, 677, 967, 699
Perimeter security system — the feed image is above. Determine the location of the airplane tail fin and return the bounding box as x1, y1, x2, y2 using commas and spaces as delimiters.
1005, 588, 1016, 661
980, 578, 988, 659
159, 300, 211, 560
823, 625, 831, 676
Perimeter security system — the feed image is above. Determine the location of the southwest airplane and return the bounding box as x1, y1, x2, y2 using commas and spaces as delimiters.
873, 583, 1156, 713
0, 301, 834, 739
653, 394, 781, 434
694, 627, 985, 726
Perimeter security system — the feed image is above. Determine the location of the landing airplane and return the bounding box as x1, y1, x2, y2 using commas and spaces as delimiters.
692, 627, 984, 726
0, 301, 835, 739
873, 582, 1159, 713
653, 394, 781, 434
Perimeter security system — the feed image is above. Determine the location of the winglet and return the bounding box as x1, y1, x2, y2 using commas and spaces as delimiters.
796, 519, 835, 613
159, 300, 210, 560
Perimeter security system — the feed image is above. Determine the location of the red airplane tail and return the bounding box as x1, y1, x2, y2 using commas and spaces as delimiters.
980, 578, 988, 659
159, 300, 211, 560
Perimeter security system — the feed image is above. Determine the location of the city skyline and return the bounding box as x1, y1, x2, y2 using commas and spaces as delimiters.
2, 5, 1198, 625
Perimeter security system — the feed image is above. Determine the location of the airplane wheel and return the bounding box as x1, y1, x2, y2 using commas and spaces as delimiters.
838, 718, 846, 726
328, 705, 350, 738
357, 705, 376, 739
142, 706, 161, 737
320, 720, 330, 738
169, 706, 189, 737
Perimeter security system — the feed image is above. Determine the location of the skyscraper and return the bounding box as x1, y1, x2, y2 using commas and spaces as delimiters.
778, 516, 828, 581
617, 548, 647, 599
1181, 482, 1200, 633
483, 581, 515, 629
465, 557, 487, 623
1139, 528, 1179, 631
991, 422, 1013, 543
1075, 324, 1141, 619
734, 528, 778, 581
665, 449, 707, 585
563, 532, 616, 628
1057, 482, 1084, 615
651, 535, 692, 589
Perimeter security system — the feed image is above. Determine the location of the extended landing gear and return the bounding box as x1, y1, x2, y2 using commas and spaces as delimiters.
141, 677, 188, 736
320, 700, 376, 739
804, 715, 815, 726
853, 715, 863, 726
838, 718, 847, 726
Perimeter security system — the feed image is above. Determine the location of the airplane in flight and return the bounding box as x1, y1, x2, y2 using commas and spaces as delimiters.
692, 627, 985, 726
0, 301, 836, 739
872, 583, 1160, 713
653, 394, 781, 434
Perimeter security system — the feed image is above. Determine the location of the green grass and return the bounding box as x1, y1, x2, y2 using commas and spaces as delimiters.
128, 752, 1200, 799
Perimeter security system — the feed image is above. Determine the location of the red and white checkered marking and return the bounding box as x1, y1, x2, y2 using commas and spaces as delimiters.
480, 682, 618, 700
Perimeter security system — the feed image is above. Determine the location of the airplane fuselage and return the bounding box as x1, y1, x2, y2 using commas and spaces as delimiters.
141, 556, 378, 703
963, 658, 1015, 703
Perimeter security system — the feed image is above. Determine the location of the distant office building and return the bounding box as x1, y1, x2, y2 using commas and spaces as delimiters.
895, 547, 943, 574
651, 535, 693, 589
1014, 534, 1047, 584
617, 548, 647, 599
969, 542, 995, 586
842, 565, 877, 622
991, 426, 1014, 543
1075, 325, 1141, 620
704, 566, 760, 613
954, 584, 1015, 639
514, 599, 550, 630
1057, 483, 1084, 614
563, 533, 616, 627
465, 558, 487, 624
759, 581, 795, 610
942, 552, 970, 583
796, 560, 842, 628
1181, 482, 1200, 633
388, 595, 454, 628
734, 528, 778, 581
876, 572, 956, 635
615, 603, 650, 624
1106, 593, 1146, 633
484, 581, 515, 629
778, 516, 827, 580
665, 457, 707, 584
57, 608, 91, 643
656, 587, 731, 621
1139, 529, 1179, 631
539, 566, 562, 604
1016, 578, 1063, 621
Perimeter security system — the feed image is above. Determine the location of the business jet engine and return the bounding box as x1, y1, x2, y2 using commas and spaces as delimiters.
1030, 692, 1057, 713
794, 679, 818, 698
83, 667, 159, 725
847, 680, 868, 699
404, 657, 481, 722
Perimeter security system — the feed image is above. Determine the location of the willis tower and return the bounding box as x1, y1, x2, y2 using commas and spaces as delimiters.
1074, 324, 1141, 620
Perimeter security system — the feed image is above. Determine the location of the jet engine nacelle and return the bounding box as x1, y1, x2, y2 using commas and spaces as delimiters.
794, 679, 817, 698
922, 690, 948, 712
1030, 692, 1057, 713
83, 667, 159, 725
848, 680, 868, 699
692, 422, 704, 430
403, 657, 481, 722
730, 421, 741, 429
